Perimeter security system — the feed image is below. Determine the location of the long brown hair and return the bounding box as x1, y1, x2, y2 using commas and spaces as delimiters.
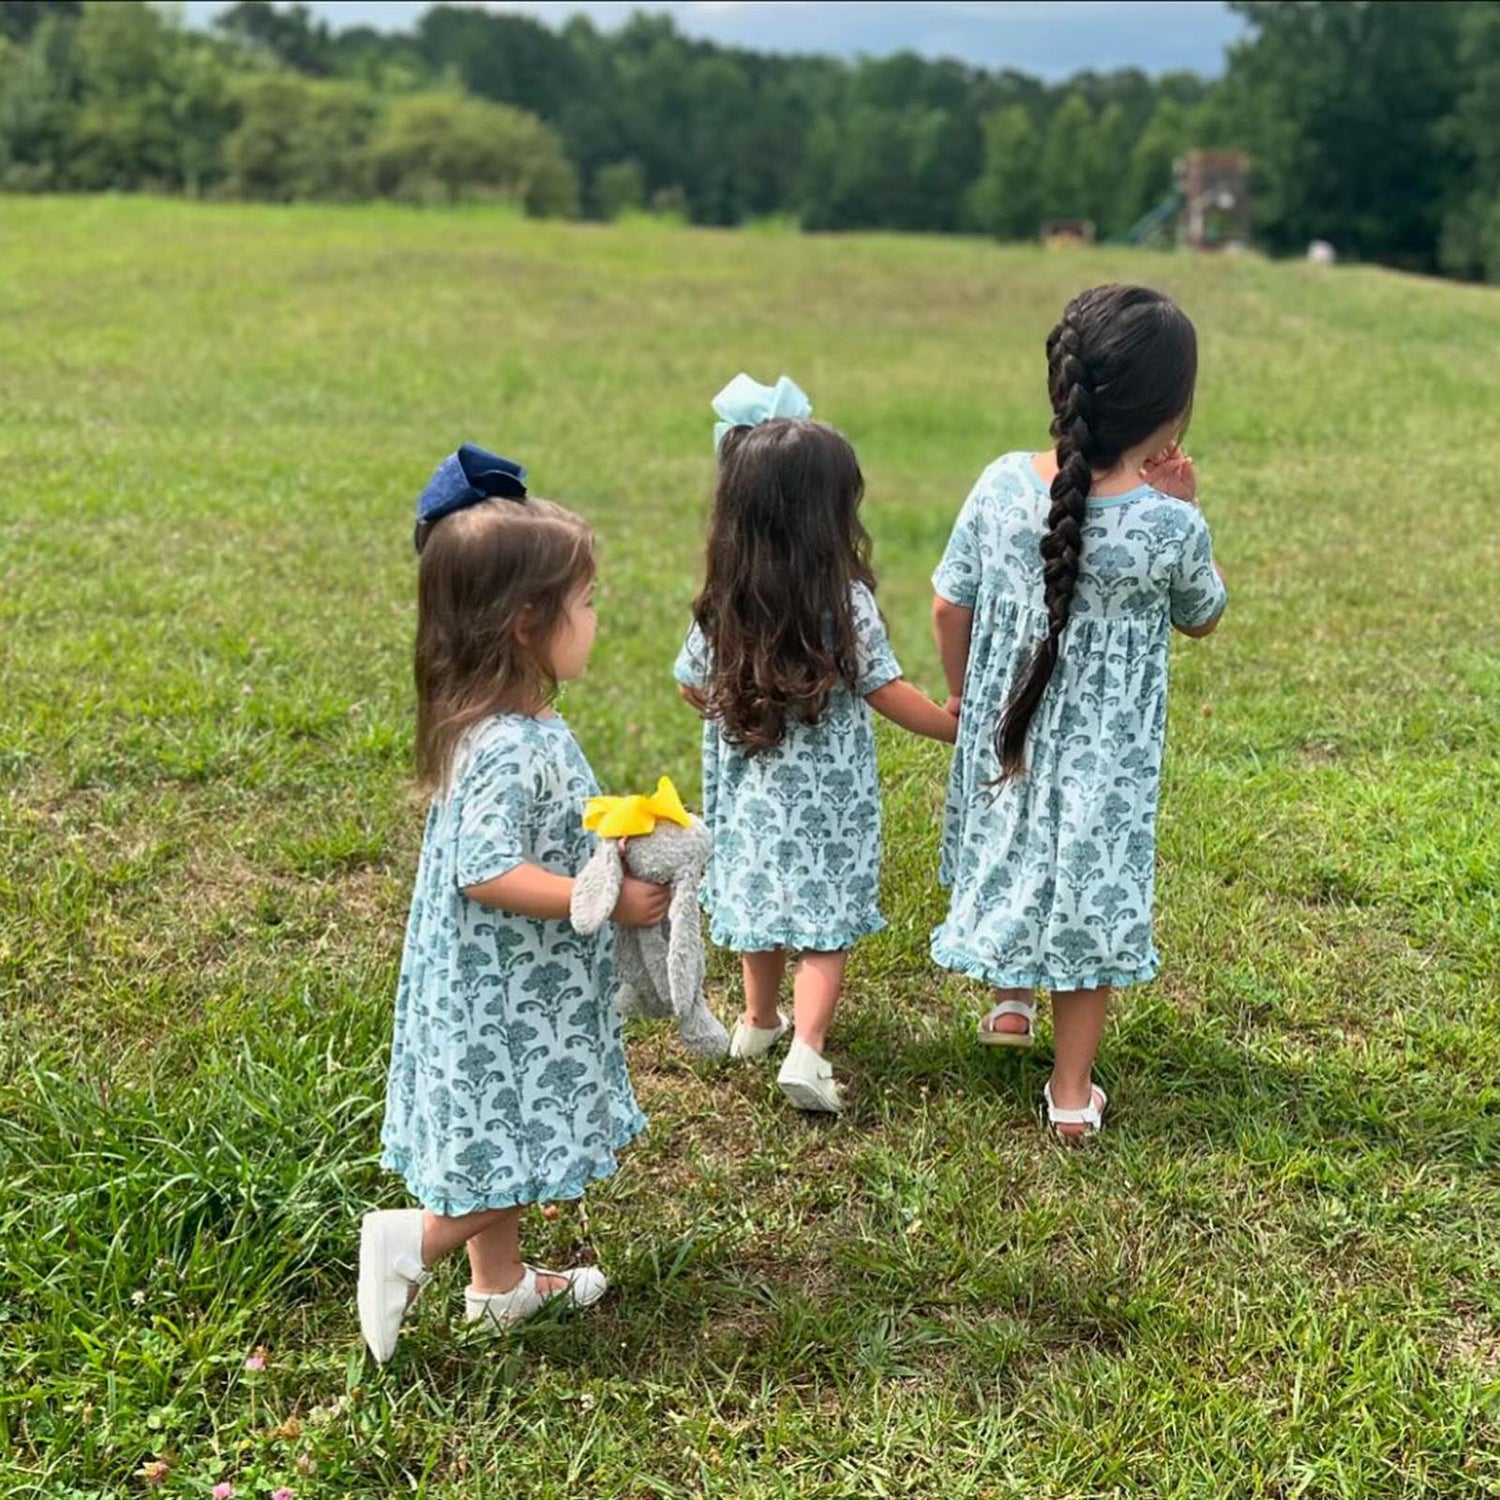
693, 417, 874, 755
994, 284, 1197, 780
414, 496, 594, 793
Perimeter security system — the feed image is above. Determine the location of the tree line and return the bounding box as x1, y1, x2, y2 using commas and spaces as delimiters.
2, 1, 1497, 280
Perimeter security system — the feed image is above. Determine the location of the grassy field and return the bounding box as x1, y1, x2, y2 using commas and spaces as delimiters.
2, 197, 1498, 1498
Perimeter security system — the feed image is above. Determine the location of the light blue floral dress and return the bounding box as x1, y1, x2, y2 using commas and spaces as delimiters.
674, 582, 902, 952
380, 713, 646, 1216
931, 452, 1226, 991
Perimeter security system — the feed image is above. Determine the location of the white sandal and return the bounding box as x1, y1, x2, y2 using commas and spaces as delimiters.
729, 1010, 790, 1060
1043, 1080, 1108, 1139
464, 1264, 608, 1331
977, 997, 1036, 1048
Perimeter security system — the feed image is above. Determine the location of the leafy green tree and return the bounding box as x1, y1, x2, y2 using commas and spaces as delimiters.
1222, 0, 1465, 267
0, 7, 78, 187
365, 92, 578, 216
0, 1, 78, 45
594, 158, 644, 220
1121, 95, 1189, 231
1439, 2, 1500, 280
215, 0, 332, 77
1038, 92, 1097, 223
224, 73, 376, 201
967, 104, 1041, 240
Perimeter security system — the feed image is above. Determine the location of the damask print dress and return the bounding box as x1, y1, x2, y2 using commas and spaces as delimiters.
674, 582, 902, 953
380, 713, 646, 1216
931, 451, 1226, 991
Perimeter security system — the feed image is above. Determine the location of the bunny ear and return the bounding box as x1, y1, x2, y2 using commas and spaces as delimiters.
664, 879, 705, 1017
570, 842, 624, 936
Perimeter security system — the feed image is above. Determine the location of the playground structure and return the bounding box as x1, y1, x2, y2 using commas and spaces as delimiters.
1122, 150, 1251, 250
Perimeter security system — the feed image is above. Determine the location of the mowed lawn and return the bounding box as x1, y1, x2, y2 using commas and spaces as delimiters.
2, 197, 1498, 1498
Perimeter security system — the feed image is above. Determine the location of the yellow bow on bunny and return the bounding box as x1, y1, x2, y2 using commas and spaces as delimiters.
583, 776, 693, 840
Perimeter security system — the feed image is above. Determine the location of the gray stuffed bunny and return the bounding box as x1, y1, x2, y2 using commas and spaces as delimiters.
570, 784, 728, 1059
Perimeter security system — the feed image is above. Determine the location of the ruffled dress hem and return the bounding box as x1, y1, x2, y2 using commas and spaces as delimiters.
381, 1109, 648, 1217
930, 934, 1159, 993
707, 906, 886, 954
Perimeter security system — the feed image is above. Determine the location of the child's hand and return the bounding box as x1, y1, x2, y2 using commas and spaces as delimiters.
1140, 442, 1197, 503
944, 695, 962, 720
612, 873, 671, 928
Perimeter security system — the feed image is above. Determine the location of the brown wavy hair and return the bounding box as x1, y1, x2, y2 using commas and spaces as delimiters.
994, 284, 1197, 781
693, 417, 874, 755
414, 496, 594, 793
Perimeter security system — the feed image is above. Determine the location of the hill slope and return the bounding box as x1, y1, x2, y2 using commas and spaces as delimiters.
2, 199, 1497, 1496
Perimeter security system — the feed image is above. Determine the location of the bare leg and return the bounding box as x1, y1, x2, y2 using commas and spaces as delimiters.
422, 1207, 568, 1297
792, 949, 847, 1054
979, 985, 1037, 1037
742, 949, 787, 1029
1048, 985, 1111, 1138
465, 1207, 568, 1295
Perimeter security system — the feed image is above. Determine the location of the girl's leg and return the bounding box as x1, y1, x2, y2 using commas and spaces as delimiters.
421, 1207, 511, 1268
742, 949, 787, 1029
792, 949, 847, 1054
979, 985, 1037, 1038
1048, 985, 1111, 1138
464, 1208, 570, 1295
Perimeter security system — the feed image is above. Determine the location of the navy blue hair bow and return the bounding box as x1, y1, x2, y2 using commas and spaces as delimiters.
414, 443, 528, 551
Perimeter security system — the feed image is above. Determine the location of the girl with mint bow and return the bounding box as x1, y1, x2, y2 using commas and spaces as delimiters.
675, 376, 958, 1114
358, 446, 665, 1365
931, 286, 1227, 1141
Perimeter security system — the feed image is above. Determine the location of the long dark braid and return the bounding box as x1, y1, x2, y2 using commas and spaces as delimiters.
993, 285, 1198, 781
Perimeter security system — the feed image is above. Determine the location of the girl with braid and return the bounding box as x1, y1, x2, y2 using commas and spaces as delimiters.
930, 285, 1226, 1140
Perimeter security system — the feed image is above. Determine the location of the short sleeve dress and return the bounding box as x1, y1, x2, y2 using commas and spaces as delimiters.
380, 713, 647, 1216
930, 452, 1226, 991
674, 582, 902, 953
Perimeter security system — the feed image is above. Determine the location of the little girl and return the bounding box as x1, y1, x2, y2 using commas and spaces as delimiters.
358, 444, 667, 1363
931, 285, 1227, 1140
676, 375, 958, 1114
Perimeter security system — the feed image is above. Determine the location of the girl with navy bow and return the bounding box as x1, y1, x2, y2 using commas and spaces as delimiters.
676, 377, 958, 1114
358, 446, 666, 1364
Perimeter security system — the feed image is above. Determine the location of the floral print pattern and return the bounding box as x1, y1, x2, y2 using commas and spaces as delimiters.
930, 452, 1226, 990
675, 582, 901, 952
380, 713, 646, 1215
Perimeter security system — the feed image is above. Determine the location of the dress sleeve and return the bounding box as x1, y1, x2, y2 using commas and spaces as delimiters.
851, 582, 902, 696
1169, 507, 1228, 629
931, 475, 986, 608
673, 622, 710, 690
454, 739, 534, 888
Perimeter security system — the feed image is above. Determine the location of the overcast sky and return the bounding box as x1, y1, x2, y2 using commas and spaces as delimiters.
182, 1, 1247, 80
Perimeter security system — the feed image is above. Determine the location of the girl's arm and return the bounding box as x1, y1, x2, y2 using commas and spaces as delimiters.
932, 596, 974, 713
463, 863, 670, 926
678, 684, 707, 714
1175, 560, 1227, 639
866, 678, 959, 744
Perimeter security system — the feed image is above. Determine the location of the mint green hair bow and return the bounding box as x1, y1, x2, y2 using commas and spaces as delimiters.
712, 372, 813, 453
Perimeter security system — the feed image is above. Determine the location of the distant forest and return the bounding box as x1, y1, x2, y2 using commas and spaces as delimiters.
2, 1, 1498, 279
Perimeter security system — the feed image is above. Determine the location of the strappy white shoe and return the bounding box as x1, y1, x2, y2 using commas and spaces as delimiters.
729, 1010, 790, 1060
464, 1265, 609, 1330
977, 997, 1036, 1048
1043, 1080, 1108, 1140
357, 1209, 431, 1364
776, 1037, 843, 1114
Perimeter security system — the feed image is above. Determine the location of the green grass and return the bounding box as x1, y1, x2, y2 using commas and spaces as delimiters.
2, 196, 1498, 1498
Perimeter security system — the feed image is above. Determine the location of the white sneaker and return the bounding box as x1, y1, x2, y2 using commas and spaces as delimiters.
728, 1010, 790, 1060
776, 1037, 843, 1114
464, 1265, 609, 1330
357, 1209, 430, 1364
